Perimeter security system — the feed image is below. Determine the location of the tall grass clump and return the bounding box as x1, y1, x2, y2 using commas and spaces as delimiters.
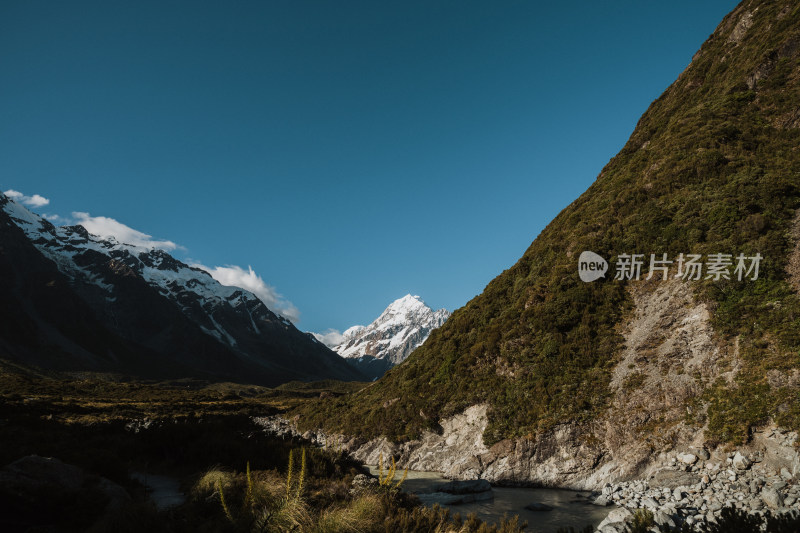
378, 452, 408, 489
196, 450, 313, 532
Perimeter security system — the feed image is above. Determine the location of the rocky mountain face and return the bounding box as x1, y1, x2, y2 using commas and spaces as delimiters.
0, 194, 363, 385
295, 0, 800, 494
330, 295, 449, 380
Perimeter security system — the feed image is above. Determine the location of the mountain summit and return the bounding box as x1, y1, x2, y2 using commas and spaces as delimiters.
330, 295, 449, 380
296, 0, 800, 486
0, 194, 363, 385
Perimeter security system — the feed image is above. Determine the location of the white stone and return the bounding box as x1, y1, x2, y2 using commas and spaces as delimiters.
762, 487, 784, 510
678, 453, 698, 465
733, 452, 752, 471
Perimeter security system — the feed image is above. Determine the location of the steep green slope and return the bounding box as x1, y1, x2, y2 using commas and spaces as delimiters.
299, 0, 800, 445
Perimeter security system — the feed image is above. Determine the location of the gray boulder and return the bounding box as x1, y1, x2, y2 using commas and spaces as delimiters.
0, 455, 130, 509
733, 452, 752, 471
0, 455, 132, 530
597, 508, 634, 532
650, 469, 700, 489
653, 510, 676, 528
641, 496, 659, 509
762, 487, 784, 510
677, 453, 698, 465
592, 494, 613, 506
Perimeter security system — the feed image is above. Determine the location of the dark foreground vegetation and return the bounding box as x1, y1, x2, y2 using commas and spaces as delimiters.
0, 362, 531, 532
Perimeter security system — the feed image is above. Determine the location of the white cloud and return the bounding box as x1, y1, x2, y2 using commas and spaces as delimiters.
194, 264, 301, 324
4, 189, 50, 208
312, 329, 345, 347
71, 212, 180, 251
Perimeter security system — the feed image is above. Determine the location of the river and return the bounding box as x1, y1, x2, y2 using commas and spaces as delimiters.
130, 471, 186, 510
367, 467, 612, 533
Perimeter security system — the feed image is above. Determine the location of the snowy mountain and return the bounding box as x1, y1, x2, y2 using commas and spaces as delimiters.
0, 193, 363, 385
330, 294, 449, 380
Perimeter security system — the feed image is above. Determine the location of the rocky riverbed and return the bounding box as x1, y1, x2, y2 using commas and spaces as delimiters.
591, 437, 800, 531
255, 414, 800, 531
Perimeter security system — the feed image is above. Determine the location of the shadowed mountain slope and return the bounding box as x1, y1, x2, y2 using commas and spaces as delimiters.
0, 194, 364, 386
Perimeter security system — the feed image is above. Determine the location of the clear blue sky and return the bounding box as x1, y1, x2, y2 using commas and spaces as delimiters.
1, 1, 738, 333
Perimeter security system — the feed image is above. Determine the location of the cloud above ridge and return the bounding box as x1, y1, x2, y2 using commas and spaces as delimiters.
71, 212, 180, 251
4, 189, 50, 208
311, 329, 345, 347
194, 264, 301, 324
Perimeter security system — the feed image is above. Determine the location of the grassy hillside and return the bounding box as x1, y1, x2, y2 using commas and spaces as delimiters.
296, 0, 800, 446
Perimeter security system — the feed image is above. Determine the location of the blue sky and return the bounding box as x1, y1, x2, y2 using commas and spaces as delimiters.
1, 1, 738, 334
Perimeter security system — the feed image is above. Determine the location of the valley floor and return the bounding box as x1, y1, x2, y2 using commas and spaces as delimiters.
3, 362, 800, 532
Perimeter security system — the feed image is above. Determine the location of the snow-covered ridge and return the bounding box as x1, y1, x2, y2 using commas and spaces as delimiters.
329, 294, 450, 379
0, 195, 291, 346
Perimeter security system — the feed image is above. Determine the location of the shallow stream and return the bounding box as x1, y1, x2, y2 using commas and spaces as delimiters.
367, 466, 612, 533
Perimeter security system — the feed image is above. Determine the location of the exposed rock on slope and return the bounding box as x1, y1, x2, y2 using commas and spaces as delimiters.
320, 281, 735, 489
786, 210, 800, 292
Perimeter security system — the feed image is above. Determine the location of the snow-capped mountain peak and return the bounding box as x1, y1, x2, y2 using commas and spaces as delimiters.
341, 324, 366, 338
330, 294, 450, 379
379, 294, 427, 319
